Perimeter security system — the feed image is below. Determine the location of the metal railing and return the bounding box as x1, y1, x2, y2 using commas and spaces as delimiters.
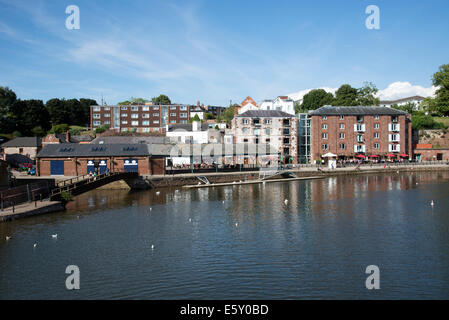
1, 181, 50, 211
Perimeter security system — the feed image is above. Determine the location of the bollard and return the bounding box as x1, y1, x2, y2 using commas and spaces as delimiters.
12, 201, 15, 213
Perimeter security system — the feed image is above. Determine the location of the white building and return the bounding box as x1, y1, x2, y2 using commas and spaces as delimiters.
237, 96, 259, 114
380, 96, 425, 110
259, 96, 295, 115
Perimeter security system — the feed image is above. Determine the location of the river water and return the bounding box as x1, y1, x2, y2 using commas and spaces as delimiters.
1, 171, 449, 299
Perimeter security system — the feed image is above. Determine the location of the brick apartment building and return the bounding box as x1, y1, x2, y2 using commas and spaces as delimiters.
90, 104, 192, 133
309, 106, 412, 162
232, 110, 298, 164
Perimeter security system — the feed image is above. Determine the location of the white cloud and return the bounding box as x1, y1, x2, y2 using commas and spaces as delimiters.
376, 81, 437, 101
287, 87, 337, 102
288, 81, 437, 103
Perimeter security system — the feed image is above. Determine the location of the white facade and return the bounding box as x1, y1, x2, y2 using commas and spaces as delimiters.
380, 96, 425, 110
259, 96, 295, 115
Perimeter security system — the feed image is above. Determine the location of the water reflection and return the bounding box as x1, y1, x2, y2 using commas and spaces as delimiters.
1, 171, 449, 299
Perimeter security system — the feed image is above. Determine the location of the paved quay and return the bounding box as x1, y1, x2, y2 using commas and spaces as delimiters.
0, 201, 64, 222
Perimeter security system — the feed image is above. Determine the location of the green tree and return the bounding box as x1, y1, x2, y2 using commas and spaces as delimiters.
189, 114, 201, 123
332, 84, 358, 106
152, 94, 171, 105
31, 126, 46, 136
0, 86, 18, 133
94, 124, 110, 134
79, 98, 98, 126
21, 100, 51, 134
204, 112, 214, 120
391, 102, 416, 114
216, 104, 237, 125
46, 98, 70, 125
357, 82, 380, 106
430, 64, 449, 116
118, 97, 149, 105
432, 64, 449, 90
300, 89, 334, 112
49, 124, 70, 134
412, 114, 446, 130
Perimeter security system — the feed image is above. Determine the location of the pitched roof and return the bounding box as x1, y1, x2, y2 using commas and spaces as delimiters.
236, 110, 295, 118
1, 137, 42, 148
90, 136, 169, 144
37, 143, 151, 158
241, 96, 258, 107
308, 105, 409, 116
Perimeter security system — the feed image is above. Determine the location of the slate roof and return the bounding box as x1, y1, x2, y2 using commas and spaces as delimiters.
90, 136, 169, 144
37, 143, 279, 158
236, 110, 295, 118
308, 105, 409, 116
1, 137, 42, 148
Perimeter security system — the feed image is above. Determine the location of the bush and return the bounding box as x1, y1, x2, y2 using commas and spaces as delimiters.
412, 115, 447, 130
12, 130, 22, 138
94, 125, 110, 134
32, 126, 46, 136
50, 124, 70, 134
61, 191, 73, 203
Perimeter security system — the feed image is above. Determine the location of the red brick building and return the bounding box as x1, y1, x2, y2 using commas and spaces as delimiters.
36, 144, 166, 176
90, 104, 192, 133
309, 106, 412, 162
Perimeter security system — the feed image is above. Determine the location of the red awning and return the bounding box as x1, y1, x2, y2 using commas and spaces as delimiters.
399, 153, 409, 157
386, 153, 396, 157
356, 154, 366, 158
369, 155, 379, 158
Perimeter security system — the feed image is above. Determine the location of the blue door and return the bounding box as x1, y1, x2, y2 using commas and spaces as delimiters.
124, 159, 138, 173
99, 160, 108, 174
87, 160, 95, 174
50, 160, 64, 175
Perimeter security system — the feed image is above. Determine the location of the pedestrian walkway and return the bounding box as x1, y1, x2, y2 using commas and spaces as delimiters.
0, 200, 63, 222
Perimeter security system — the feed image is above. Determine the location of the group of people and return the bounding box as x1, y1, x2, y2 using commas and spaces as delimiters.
87, 167, 110, 180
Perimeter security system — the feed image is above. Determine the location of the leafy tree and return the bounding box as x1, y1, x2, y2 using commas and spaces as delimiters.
357, 82, 380, 106
300, 89, 334, 112
216, 104, 237, 125
189, 114, 201, 123
430, 64, 449, 116
152, 94, 171, 105
31, 126, 46, 136
21, 100, 51, 134
391, 102, 416, 114
0, 86, 18, 133
432, 64, 449, 90
204, 112, 214, 120
79, 98, 98, 126
118, 97, 149, 105
12, 130, 22, 137
412, 114, 446, 130
49, 124, 70, 134
46, 98, 70, 125
332, 84, 359, 106
94, 124, 110, 134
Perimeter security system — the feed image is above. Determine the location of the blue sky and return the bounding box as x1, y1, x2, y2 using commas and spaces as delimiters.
0, 0, 448, 105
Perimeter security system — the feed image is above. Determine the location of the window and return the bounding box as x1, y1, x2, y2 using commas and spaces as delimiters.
242, 119, 249, 125
131, 114, 139, 119
389, 144, 399, 152
142, 113, 150, 118
283, 128, 290, 135
265, 128, 270, 135
283, 138, 290, 144
180, 113, 188, 118
389, 134, 400, 142
392, 116, 398, 122
142, 121, 150, 126
254, 128, 260, 135
170, 106, 177, 110
322, 124, 328, 130
339, 143, 346, 149
374, 132, 379, 139
104, 113, 110, 117
264, 119, 270, 124
322, 116, 327, 120
355, 145, 365, 153
340, 123, 345, 130
243, 139, 248, 143
131, 106, 139, 111
374, 115, 379, 120
142, 106, 150, 111
283, 119, 290, 126
121, 106, 128, 110
142, 128, 150, 132
180, 106, 187, 111
93, 121, 101, 126
104, 120, 110, 125
357, 135, 364, 142
339, 132, 345, 139
153, 106, 160, 110
103, 106, 110, 111
93, 106, 101, 112
153, 120, 160, 124
322, 133, 328, 139
93, 114, 100, 119
131, 121, 139, 126
121, 120, 128, 125
170, 113, 177, 117
121, 128, 128, 132
340, 115, 345, 120
180, 120, 188, 124
153, 113, 159, 117
266, 138, 271, 143
322, 144, 328, 150
121, 113, 128, 117
355, 124, 365, 132
170, 120, 177, 123
374, 143, 379, 149
357, 116, 364, 122
374, 123, 379, 129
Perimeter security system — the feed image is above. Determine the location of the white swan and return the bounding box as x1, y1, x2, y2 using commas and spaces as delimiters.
5, 236, 11, 241
431, 200, 435, 206
151, 244, 155, 250
51, 234, 58, 239
284, 199, 289, 205
33, 243, 37, 248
